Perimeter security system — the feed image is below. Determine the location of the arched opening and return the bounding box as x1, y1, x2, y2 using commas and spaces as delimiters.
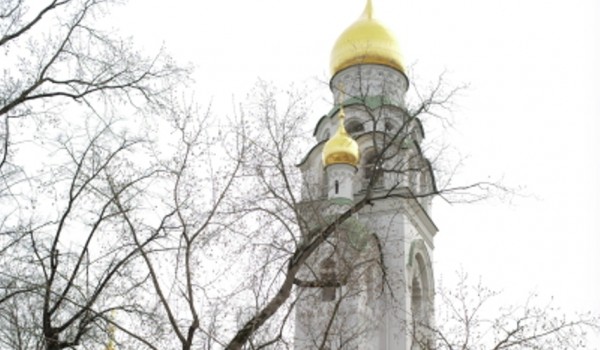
345, 119, 364, 135
411, 259, 428, 322
410, 252, 432, 349
411, 276, 423, 322
334, 180, 339, 194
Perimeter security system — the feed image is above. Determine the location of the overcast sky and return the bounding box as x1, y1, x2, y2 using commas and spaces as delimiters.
114, 0, 600, 329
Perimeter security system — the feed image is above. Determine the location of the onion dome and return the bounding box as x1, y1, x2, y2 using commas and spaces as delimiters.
330, 0, 404, 75
322, 108, 360, 167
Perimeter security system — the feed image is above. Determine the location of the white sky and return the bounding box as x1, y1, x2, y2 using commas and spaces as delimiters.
114, 0, 600, 326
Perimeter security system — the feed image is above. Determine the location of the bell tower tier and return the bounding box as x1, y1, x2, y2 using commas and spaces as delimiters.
294, 1, 438, 349
330, 64, 409, 111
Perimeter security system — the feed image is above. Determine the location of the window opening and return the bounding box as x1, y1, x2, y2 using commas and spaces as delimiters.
321, 258, 336, 301
345, 119, 365, 134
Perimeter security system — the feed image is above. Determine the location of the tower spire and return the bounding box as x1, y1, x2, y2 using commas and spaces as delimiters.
363, 0, 373, 19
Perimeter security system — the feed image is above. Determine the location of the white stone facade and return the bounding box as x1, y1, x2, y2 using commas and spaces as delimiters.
295, 64, 438, 350
330, 64, 409, 107
325, 163, 357, 200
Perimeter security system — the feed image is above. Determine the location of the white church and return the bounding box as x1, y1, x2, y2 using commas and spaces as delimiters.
294, 1, 438, 349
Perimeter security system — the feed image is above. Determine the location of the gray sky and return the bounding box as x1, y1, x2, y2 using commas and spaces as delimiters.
115, 0, 600, 329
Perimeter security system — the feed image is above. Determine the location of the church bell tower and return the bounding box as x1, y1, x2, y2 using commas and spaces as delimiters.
294, 1, 438, 349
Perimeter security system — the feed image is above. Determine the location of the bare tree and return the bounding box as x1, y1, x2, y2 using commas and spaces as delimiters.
0, 0, 184, 188
1, 0, 186, 349
68, 76, 592, 350
213, 77, 594, 349
1, 3, 596, 349
412, 273, 600, 350
105, 102, 247, 350
0, 111, 184, 349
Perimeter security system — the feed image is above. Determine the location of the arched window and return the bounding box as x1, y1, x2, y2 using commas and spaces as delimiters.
410, 250, 433, 349
411, 254, 429, 322
411, 275, 423, 321
411, 275, 425, 350
345, 119, 365, 135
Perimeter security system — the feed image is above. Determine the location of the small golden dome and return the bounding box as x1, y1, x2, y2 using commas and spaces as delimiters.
322, 109, 360, 167
330, 0, 404, 75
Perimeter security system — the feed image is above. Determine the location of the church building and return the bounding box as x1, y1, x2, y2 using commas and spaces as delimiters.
294, 1, 438, 348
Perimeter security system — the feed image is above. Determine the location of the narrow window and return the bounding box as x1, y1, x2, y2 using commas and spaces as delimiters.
334, 180, 339, 194
321, 258, 336, 301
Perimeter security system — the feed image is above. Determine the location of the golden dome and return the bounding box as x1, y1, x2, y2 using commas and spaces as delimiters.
323, 108, 360, 167
330, 0, 404, 75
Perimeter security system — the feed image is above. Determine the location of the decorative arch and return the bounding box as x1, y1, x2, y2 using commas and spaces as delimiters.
411, 253, 430, 321
407, 240, 434, 299
408, 239, 434, 348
